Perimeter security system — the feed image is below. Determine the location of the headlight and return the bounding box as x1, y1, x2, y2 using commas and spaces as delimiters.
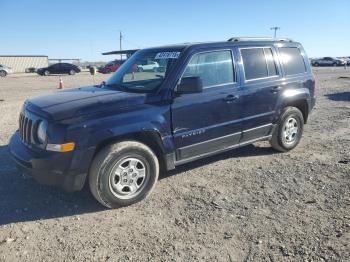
37, 121, 47, 144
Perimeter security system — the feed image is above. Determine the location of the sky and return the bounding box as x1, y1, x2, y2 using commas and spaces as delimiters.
0, 0, 349, 62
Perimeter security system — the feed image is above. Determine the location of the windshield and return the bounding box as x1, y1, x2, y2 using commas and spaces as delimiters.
105, 49, 182, 92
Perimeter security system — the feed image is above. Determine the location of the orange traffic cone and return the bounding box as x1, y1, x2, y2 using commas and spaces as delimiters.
58, 76, 64, 89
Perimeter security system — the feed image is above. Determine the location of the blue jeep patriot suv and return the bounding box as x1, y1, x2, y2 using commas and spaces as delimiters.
9, 37, 316, 208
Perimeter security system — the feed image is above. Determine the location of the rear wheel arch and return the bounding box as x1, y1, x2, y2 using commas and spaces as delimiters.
283, 99, 309, 123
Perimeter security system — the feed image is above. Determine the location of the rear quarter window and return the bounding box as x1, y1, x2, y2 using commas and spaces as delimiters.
279, 47, 306, 75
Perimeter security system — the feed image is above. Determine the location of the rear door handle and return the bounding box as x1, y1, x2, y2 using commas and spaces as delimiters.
270, 86, 282, 93
224, 94, 238, 102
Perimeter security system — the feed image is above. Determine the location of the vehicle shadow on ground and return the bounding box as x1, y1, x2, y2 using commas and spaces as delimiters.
0, 143, 276, 226
0, 145, 105, 226
325, 91, 350, 102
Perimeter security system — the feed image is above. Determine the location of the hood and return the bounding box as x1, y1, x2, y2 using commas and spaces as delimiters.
27, 86, 148, 121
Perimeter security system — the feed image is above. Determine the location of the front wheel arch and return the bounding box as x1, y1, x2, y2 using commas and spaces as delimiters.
92, 131, 168, 172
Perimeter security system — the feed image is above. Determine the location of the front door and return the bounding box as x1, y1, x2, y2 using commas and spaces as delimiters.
171, 49, 242, 162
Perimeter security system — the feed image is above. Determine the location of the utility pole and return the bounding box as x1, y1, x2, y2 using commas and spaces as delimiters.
270, 26, 280, 38
119, 31, 123, 60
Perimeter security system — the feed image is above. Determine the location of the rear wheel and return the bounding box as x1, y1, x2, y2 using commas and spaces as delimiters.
270, 107, 304, 152
0, 70, 7, 77
314, 62, 319, 67
138, 67, 143, 72
69, 69, 76, 75
89, 141, 159, 208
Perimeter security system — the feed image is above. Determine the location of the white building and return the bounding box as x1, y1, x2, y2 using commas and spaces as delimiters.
0, 55, 48, 73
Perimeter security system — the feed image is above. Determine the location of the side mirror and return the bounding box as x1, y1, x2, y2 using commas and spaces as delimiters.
176, 76, 203, 94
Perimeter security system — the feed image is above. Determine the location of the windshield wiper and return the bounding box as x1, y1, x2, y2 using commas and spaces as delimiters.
99, 81, 106, 88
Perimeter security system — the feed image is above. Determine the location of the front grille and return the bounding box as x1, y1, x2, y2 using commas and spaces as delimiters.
19, 113, 34, 144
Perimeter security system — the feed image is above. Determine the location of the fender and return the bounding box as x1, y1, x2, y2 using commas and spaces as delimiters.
67, 104, 175, 154
274, 87, 311, 122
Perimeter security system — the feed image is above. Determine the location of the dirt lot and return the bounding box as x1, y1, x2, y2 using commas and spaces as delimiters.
0, 68, 349, 261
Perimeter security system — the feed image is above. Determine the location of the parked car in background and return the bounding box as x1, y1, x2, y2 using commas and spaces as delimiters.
0, 64, 13, 77
137, 61, 159, 72
311, 57, 345, 67
343, 57, 350, 65
98, 60, 125, 74
37, 63, 81, 76
25, 67, 37, 73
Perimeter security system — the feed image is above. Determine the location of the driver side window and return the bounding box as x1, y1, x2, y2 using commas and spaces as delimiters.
183, 50, 235, 89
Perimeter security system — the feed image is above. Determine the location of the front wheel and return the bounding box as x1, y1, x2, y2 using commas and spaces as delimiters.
270, 107, 304, 152
44, 70, 50, 76
69, 69, 76, 75
89, 141, 159, 208
0, 70, 7, 77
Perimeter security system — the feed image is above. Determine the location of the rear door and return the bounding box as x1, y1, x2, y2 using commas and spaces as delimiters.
61, 63, 71, 73
237, 46, 281, 143
324, 57, 332, 66
171, 49, 243, 162
49, 64, 60, 74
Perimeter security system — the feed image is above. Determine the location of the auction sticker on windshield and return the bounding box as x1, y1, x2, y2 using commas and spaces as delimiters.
155, 52, 181, 59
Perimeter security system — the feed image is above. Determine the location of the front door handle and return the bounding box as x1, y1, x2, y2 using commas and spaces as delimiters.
224, 94, 238, 102
270, 86, 282, 93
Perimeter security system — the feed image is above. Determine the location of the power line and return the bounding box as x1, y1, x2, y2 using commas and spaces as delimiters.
270, 26, 280, 38
119, 31, 123, 60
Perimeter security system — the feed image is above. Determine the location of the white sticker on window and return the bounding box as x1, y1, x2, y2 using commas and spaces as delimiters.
155, 52, 180, 59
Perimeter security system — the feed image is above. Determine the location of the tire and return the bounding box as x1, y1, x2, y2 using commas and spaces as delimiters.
44, 70, 50, 76
0, 70, 7, 77
314, 62, 319, 67
138, 67, 143, 72
270, 107, 304, 152
89, 141, 159, 208
333, 62, 337, 67
69, 69, 76, 75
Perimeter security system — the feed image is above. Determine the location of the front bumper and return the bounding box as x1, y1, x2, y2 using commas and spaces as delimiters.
9, 132, 95, 192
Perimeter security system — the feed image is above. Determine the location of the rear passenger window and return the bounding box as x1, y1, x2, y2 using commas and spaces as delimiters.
241, 48, 267, 80
264, 48, 278, 76
183, 50, 235, 88
279, 47, 306, 75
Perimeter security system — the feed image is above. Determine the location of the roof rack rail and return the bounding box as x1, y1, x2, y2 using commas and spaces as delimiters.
227, 37, 293, 42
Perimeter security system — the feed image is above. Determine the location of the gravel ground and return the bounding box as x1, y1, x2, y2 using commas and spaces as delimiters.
0, 68, 349, 261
